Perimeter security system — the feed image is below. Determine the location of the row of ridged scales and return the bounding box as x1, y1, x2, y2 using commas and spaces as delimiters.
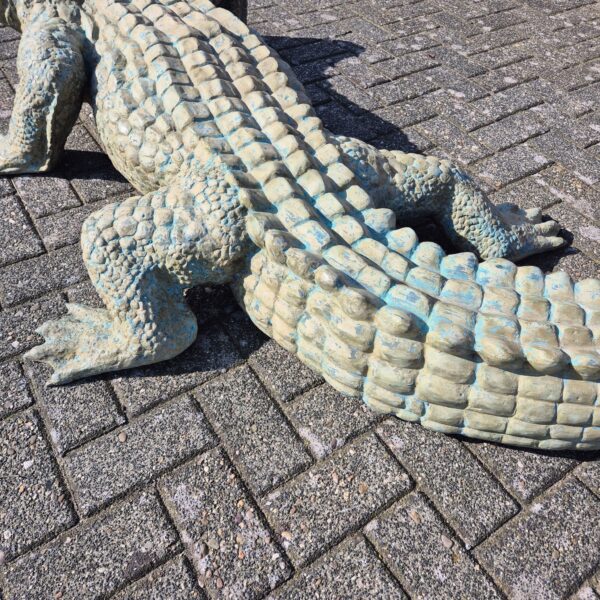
88, 0, 600, 449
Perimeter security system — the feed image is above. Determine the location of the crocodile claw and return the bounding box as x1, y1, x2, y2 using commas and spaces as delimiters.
497, 202, 566, 259
24, 303, 127, 385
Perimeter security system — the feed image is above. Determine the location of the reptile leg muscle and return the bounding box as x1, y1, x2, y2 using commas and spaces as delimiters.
0, 18, 85, 173
25, 166, 249, 383
339, 137, 565, 260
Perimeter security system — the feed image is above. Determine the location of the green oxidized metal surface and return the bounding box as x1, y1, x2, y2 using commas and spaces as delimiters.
2, 0, 599, 450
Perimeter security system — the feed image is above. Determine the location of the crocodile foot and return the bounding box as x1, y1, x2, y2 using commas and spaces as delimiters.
0, 135, 47, 174
24, 303, 134, 385
497, 202, 566, 260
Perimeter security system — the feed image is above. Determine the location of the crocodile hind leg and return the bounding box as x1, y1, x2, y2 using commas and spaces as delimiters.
0, 20, 85, 173
338, 137, 565, 261
25, 168, 249, 384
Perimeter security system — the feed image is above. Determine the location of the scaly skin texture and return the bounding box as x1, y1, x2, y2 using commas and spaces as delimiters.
3, 0, 599, 450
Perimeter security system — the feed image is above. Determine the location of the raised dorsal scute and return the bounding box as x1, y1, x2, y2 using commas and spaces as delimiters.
386, 227, 418, 258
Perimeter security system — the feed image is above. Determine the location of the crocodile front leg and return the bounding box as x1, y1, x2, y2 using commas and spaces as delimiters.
0, 18, 85, 173
339, 137, 565, 261
25, 166, 249, 384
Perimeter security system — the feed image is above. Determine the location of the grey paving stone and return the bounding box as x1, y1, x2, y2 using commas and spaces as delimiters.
3, 491, 179, 600
531, 130, 600, 186
61, 124, 106, 175
111, 324, 242, 416
0, 244, 87, 307
536, 163, 600, 221
63, 395, 215, 515
185, 284, 239, 327
0, 175, 13, 198
474, 42, 535, 70
64, 123, 103, 154
476, 478, 600, 600
316, 101, 391, 141
389, 14, 438, 37
575, 461, 600, 496
25, 361, 124, 454
35, 200, 109, 251
469, 81, 546, 126
160, 447, 291, 599
380, 52, 440, 81
427, 46, 487, 78
415, 116, 490, 165
385, 125, 435, 153
525, 245, 600, 282
261, 433, 411, 567
474, 143, 552, 189
70, 168, 135, 203
65, 279, 103, 308
567, 81, 600, 115
490, 172, 559, 210
377, 419, 519, 547
0, 56, 17, 86
544, 201, 600, 262
466, 24, 530, 55
466, 441, 577, 503
284, 383, 380, 459
285, 56, 335, 85
472, 6, 528, 33
0, 195, 43, 267
532, 105, 600, 151
365, 492, 502, 599
441, 100, 494, 132
305, 82, 331, 105
11, 175, 81, 218
0, 71, 14, 112
221, 309, 268, 358
427, 66, 489, 102
374, 92, 439, 129
430, 13, 477, 42
0, 294, 66, 360
474, 109, 549, 152
248, 339, 323, 402
327, 75, 378, 113
0, 27, 19, 42
0, 361, 33, 419
370, 71, 439, 106
0, 410, 76, 561
335, 54, 390, 88
195, 365, 311, 495
573, 584, 600, 600
268, 535, 405, 599
280, 39, 349, 66
0, 38, 19, 60
473, 58, 541, 93
113, 554, 205, 600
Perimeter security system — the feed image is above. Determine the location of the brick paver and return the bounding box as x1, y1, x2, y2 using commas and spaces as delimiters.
365, 492, 502, 599
63, 395, 215, 515
160, 448, 292, 599
2, 0, 600, 597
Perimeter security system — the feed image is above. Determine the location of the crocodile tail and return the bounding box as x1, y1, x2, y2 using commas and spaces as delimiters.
365, 326, 600, 451
359, 231, 600, 450
245, 233, 600, 450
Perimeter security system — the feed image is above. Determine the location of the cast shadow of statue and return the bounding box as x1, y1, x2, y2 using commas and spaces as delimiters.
58, 150, 130, 183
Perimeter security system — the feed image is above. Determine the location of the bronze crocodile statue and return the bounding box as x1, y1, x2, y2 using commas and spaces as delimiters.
2, 0, 599, 450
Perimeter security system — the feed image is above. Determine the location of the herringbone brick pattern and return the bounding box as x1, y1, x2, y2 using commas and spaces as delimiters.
1, 1, 600, 598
